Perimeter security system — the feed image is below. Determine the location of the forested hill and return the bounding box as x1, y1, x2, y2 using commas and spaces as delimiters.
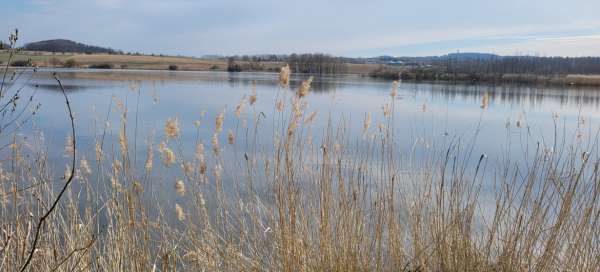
22, 39, 117, 54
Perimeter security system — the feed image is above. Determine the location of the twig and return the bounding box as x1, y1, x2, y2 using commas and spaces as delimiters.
19, 73, 76, 272
50, 236, 96, 272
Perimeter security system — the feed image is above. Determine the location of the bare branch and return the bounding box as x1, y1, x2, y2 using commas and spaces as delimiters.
19, 73, 76, 272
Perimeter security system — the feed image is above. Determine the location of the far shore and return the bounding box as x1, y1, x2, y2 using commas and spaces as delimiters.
4, 51, 600, 87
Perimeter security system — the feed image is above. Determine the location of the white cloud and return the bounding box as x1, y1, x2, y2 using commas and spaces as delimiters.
4, 0, 600, 56
463, 34, 600, 57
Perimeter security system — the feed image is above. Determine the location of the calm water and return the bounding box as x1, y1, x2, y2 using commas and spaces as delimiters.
10, 69, 600, 179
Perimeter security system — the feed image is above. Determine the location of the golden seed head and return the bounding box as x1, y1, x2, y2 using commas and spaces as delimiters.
390, 80, 398, 98
145, 145, 154, 172
164, 118, 180, 138
363, 112, 372, 134
80, 158, 91, 176
249, 88, 257, 106
211, 133, 220, 154
119, 128, 128, 154
175, 180, 186, 196
132, 180, 144, 194
276, 100, 284, 112
159, 142, 176, 166
481, 92, 489, 109
382, 104, 391, 117
64, 134, 74, 157
183, 162, 194, 177
215, 110, 225, 133
297, 76, 313, 98
95, 141, 103, 161
227, 129, 235, 145
234, 96, 246, 118
111, 176, 123, 192
175, 203, 186, 221
214, 164, 222, 181
195, 143, 205, 161
279, 64, 291, 86
304, 111, 318, 124
64, 164, 72, 180
293, 100, 303, 118
287, 120, 298, 137
113, 160, 122, 176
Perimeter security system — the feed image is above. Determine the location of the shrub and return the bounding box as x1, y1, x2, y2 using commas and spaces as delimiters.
210, 65, 220, 70
10, 59, 31, 67
63, 59, 77, 68
369, 65, 401, 80
89, 63, 113, 69
227, 57, 242, 72
168, 65, 178, 71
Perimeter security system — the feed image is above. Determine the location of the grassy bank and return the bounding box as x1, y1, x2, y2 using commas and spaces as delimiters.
0, 62, 599, 271
0, 51, 377, 75
0, 51, 233, 71
8, 51, 600, 87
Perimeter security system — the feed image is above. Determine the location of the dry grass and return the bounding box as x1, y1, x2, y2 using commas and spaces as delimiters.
0, 51, 383, 75
0, 51, 289, 72
0, 62, 599, 271
0, 51, 229, 70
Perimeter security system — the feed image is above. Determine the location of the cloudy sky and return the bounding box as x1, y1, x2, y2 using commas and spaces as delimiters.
3, 0, 600, 57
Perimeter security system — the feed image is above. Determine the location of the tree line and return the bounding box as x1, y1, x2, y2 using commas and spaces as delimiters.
227, 53, 347, 74
287, 53, 347, 74
439, 56, 600, 75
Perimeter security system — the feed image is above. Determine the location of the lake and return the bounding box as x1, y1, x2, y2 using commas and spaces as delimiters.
17, 69, 597, 170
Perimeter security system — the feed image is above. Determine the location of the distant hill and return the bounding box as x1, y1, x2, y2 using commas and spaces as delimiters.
441, 52, 501, 60
401, 53, 501, 63
344, 52, 503, 65
23, 39, 116, 54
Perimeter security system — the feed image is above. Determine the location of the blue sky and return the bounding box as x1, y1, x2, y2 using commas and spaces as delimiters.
3, 0, 600, 57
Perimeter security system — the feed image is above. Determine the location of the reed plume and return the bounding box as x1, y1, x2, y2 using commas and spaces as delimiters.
363, 112, 372, 134
297, 76, 313, 98
215, 109, 225, 133
279, 64, 291, 86
481, 92, 489, 109
64, 134, 74, 157
145, 144, 154, 172
174, 180, 186, 196
390, 80, 398, 98
227, 129, 235, 145
249, 84, 257, 105
159, 141, 176, 166
175, 203, 186, 221
164, 118, 180, 138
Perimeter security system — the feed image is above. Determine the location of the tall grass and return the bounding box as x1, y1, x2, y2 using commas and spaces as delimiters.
0, 62, 599, 272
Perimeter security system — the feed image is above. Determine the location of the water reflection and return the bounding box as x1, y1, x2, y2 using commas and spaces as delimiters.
15, 69, 600, 164
27, 69, 600, 110
424, 84, 600, 108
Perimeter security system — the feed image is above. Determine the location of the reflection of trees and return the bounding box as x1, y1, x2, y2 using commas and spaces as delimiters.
25, 70, 600, 109
226, 73, 341, 93
414, 83, 600, 108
